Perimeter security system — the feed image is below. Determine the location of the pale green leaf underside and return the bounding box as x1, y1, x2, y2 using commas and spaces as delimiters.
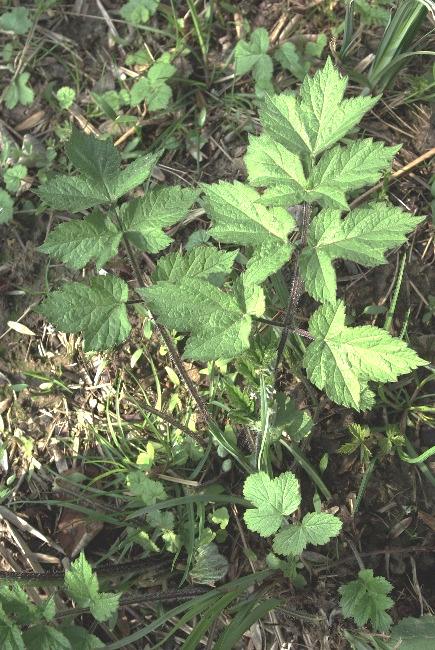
37, 213, 122, 270
121, 186, 199, 253
299, 204, 424, 303
273, 512, 342, 556
269, 393, 313, 443
243, 471, 301, 537
202, 180, 295, 247
139, 276, 265, 361
260, 58, 379, 158
152, 247, 237, 286
304, 301, 426, 409
35, 275, 131, 351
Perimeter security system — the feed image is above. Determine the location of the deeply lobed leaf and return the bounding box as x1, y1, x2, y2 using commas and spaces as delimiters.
304, 301, 426, 409
339, 569, 394, 632
243, 471, 301, 537
260, 58, 379, 158
298, 204, 424, 303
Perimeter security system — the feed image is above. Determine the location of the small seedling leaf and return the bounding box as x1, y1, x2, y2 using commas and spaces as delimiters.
4, 72, 34, 110
339, 569, 394, 632
273, 512, 342, 557
243, 471, 301, 537
130, 61, 176, 111
0, 7, 32, 35
234, 28, 273, 82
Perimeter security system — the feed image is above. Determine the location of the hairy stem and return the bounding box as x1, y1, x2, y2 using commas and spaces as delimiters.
274, 202, 311, 373
139, 402, 208, 448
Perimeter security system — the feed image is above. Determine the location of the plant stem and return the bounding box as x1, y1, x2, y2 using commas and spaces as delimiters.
254, 317, 314, 340
139, 401, 208, 448
274, 202, 311, 372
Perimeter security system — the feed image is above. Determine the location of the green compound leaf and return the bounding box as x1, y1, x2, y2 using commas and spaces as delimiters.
65, 553, 99, 605
243, 471, 301, 537
234, 28, 273, 82
4, 72, 34, 110
120, 186, 199, 253
273, 512, 342, 557
114, 150, 161, 198
65, 554, 120, 623
65, 127, 121, 185
298, 203, 424, 303
309, 139, 401, 209
35, 129, 160, 210
0, 7, 32, 35
120, 0, 159, 25
37, 212, 122, 270
90, 592, 121, 623
0, 583, 39, 626
22, 626, 71, 650
339, 569, 394, 632
152, 247, 238, 287
245, 133, 308, 206
126, 472, 167, 504
304, 301, 427, 410
203, 180, 295, 247
390, 615, 435, 650
36, 275, 131, 352
244, 240, 294, 286
35, 175, 109, 212
130, 60, 176, 111
139, 276, 265, 361
260, 57, 379, 158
